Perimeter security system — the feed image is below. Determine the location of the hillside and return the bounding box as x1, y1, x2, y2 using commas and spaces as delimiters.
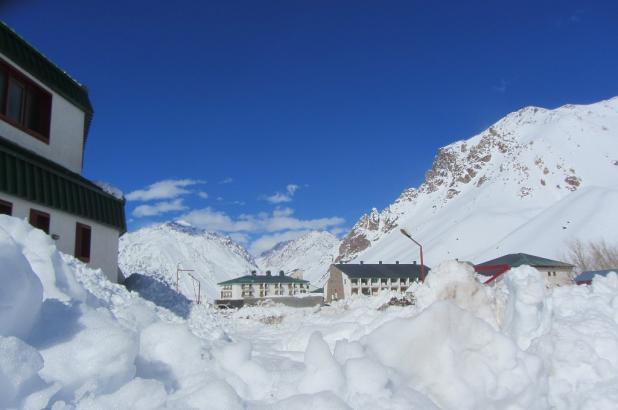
257, 231, 340, 286
119, 221, 258, 301
339, 97, 618, 266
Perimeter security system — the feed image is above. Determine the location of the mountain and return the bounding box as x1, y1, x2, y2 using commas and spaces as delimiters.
338, 97, 618, 266
119, 221, 258, 301
257, 231, 340, 286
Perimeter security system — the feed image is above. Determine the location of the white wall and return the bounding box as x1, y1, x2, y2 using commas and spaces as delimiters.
1, 192, 120, 282
0, 51, 86, 174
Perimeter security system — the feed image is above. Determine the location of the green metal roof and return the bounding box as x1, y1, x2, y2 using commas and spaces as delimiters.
476, 253, 573, 269
219, 274, 309, 286
0, 136, 126, 232
0, 21, 94, 138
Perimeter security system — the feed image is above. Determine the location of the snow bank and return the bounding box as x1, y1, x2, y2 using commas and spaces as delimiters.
2, 215, 618, 409
0, 224, 43, 339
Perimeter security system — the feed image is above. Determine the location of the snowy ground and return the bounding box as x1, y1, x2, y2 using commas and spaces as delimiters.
2, 215, 618, 409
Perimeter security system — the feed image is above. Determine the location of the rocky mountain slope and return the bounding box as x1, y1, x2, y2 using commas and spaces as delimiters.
119, 221, 258, 301
257, 231, 340, 286
338, 97, 618, 266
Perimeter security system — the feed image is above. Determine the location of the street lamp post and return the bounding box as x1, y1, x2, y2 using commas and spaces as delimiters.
400, 228, 426, 282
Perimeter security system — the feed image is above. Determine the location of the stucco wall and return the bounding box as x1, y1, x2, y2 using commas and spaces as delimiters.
1, 192, 120, 282
0, 51, 86, 174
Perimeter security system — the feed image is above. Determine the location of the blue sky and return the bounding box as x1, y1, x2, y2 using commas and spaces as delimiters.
3, 1, 618, 254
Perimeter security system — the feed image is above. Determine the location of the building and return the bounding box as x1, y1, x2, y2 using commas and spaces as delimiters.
216, 270, 313, 307
324, 261, 430, 303
0, 22, 125, 281
475, 253, 574, 287
574, 269, 617, 285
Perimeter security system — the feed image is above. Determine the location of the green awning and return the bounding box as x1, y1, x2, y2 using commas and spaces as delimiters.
0, 136, 126, 232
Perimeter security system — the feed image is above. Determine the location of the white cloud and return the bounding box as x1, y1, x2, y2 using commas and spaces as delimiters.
179, 207, 344, 234
249, 230, 310, 256
132, 199, 187, 217
197, 191, 209, 199
219, 177, 234, 184
126, 179, 205, 202
263, 184, 301, 204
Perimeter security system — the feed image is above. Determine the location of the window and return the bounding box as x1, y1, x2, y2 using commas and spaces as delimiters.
0, 199, 12, 215
0, 60, 52, 142
74, 223, 91, 263
29, 209, 50, 234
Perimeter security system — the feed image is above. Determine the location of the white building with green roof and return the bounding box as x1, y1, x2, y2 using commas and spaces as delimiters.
217, 270, 310, 305
0, 22, 125, 282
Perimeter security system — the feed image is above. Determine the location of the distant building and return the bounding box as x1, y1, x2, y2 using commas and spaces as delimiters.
324, 261, 430, 303
0, 22, 125, 281
475, 253, 574, 287
574, 269, 617, 285
216, 270, 313, 307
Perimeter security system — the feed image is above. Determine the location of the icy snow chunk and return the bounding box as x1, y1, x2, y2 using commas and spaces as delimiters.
75, 378, 167, 410
0, 336, 45, 409
344, 357, 389, 397
38, 306, 138, 400
0, 224, 43, 339
138, 321, 205, 388
502, 265, 551, 350
363, 301, 547, 410
213, 340, 272, 399
299, 332, 345, 395
412, 260, 497, 326
0, 215, 85, 302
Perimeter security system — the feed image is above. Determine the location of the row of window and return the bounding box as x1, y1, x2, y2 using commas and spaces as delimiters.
0, 198, 91, 262
0, 58, 52, 142
351, 278, 410, 286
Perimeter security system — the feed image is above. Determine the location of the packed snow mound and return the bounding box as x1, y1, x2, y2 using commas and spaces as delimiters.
119, 221, 258, 301
340, 96, 618, 265
3, 215, 618, 409
257, 231, 340, 286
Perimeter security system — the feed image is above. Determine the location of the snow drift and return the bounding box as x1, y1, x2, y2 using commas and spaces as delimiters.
2, 215, 618, 409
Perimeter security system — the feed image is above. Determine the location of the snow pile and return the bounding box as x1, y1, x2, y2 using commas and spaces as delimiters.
3, 214, 618, 409
0, 215, 242, 409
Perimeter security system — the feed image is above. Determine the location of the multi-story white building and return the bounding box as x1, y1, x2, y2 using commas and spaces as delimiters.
216, 270, 310, 306
0, 22, 125, 281
324, 262, 430, 303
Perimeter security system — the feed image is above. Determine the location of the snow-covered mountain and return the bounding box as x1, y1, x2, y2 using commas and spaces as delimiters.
339, 97, 618, 266
119, 221, 258, 301
257, 231, 340, 286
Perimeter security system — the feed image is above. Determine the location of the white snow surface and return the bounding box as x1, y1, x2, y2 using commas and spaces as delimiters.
119, 221, 258, 301
2, 215, 618, 409
257, 231, 340, 286
342, 97, 618, 265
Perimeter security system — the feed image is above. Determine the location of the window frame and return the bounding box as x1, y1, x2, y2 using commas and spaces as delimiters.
0, 198, 12, 215
29, 208, 50, 234
0, 58, 52, 144
74, 222, 92, 263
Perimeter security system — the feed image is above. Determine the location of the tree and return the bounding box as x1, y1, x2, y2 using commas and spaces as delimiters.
565, 239, 618, 272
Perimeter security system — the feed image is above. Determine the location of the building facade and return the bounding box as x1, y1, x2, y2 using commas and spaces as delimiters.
0, 22, 125, 281
324, 262, 430, 303
475, 253, 574, 287
217, 271, 310, 306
